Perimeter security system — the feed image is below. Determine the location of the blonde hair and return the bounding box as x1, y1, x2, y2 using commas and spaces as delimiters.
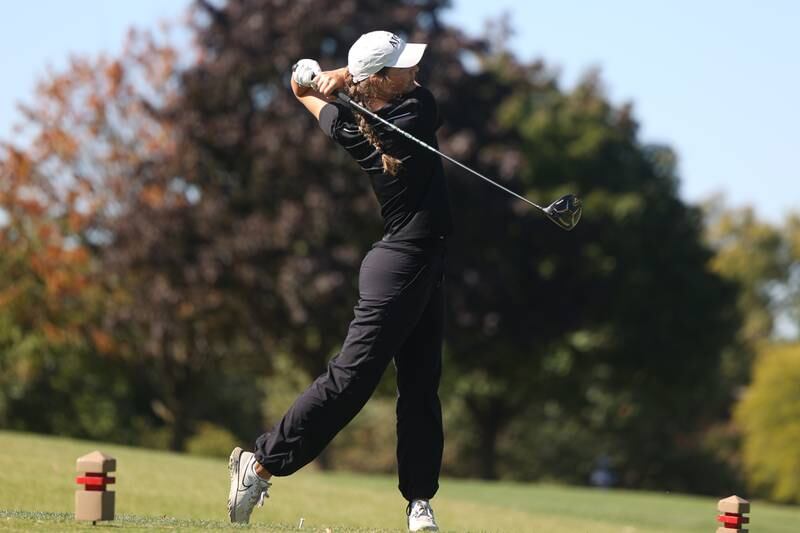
344, 70, 403, 176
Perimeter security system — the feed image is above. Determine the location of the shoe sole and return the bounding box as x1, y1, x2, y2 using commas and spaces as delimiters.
227, 446, 244, 523
409, 518, 439, 532
409, 519, 439, 532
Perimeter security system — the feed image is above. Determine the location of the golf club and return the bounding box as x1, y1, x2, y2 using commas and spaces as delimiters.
331, 89, 583, 231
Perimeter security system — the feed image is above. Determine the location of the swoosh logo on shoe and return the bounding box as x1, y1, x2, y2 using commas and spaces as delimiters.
238, 457, 254, 492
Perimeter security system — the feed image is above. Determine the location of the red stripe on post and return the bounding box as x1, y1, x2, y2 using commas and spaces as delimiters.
717, 513, 749, 526
75, 474, 115, 488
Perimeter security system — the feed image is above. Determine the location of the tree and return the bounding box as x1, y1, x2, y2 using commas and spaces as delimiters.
0, 142, 139, 441
704, 199, 789, 341
780, 214, 800, 335
163, 0, 484, 458
438, 44, 742, 488
702, 204, 800, 501
735, 342, 800, 503
1, 0, 479, 452
0, 24, 271, 449
1, 0, 746, 493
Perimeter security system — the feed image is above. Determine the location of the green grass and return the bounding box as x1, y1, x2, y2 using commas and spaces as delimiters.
1, 430, 799, 532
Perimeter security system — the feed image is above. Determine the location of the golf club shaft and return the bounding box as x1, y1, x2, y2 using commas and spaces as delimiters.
335, 91, 546, 212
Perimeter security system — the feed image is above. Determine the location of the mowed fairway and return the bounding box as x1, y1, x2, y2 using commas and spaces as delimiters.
1, 431, 798, 532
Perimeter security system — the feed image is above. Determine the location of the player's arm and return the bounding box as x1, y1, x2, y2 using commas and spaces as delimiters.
291, 61, 348, 120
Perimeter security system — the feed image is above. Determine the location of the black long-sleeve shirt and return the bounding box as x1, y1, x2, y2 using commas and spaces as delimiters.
318, 86, 454, 243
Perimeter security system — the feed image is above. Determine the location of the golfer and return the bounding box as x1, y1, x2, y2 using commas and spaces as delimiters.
227, 31, 453, 532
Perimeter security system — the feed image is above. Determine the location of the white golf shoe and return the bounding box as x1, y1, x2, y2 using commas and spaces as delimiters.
227, 446, 271, 523
407, 499, 439, 532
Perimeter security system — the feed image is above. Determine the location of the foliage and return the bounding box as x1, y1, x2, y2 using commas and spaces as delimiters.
438, 54, 741, 489
0, 142, 138, 440
703, 199, 795, 392
777, 214, 800, 339
705, 201, 788, 342
185, 421, 239, 457
0, 17, 272, 450
735, 342, 800, 503
0, 0, 754, 497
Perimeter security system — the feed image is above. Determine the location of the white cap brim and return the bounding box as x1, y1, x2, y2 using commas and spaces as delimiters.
386, 43, 427, 69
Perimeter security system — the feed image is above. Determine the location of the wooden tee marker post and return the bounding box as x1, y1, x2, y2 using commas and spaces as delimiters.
717, 495, 749, 533
75, 451, 116, 524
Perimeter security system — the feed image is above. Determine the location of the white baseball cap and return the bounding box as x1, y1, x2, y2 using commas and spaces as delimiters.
348, 31, 427, 83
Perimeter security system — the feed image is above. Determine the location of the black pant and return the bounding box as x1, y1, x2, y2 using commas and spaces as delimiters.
254, 237, 447, 501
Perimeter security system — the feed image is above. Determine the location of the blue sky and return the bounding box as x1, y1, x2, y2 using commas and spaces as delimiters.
2, 1, 798, 223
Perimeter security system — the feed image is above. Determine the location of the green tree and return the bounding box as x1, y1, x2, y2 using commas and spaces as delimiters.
440, 46, 741, 490
735, 342, 800, 503
139, 0, 743, 488
780, 214, 800, 334
705, 206, 800, 502
1, 0, 748, 495
703, 200, 792, 390
705, 201, 788, 343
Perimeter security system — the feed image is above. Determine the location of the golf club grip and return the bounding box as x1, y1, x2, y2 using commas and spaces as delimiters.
335, 90, 353, 105
305, 72, 352, 106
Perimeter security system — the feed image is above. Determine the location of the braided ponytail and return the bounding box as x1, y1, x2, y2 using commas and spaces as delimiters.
344, 70, 403, 176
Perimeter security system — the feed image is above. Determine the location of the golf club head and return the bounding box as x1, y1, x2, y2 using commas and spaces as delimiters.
543, 194, 582, 231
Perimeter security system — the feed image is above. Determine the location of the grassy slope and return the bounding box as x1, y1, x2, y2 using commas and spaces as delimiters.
0, 430, 798, 532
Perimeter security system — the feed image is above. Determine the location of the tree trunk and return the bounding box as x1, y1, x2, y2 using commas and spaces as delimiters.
466, 396, 508, 480
163, 343, 193, 452
169, 405, 189, 451
316, 446, 333, 470
478, 415, 501, 480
